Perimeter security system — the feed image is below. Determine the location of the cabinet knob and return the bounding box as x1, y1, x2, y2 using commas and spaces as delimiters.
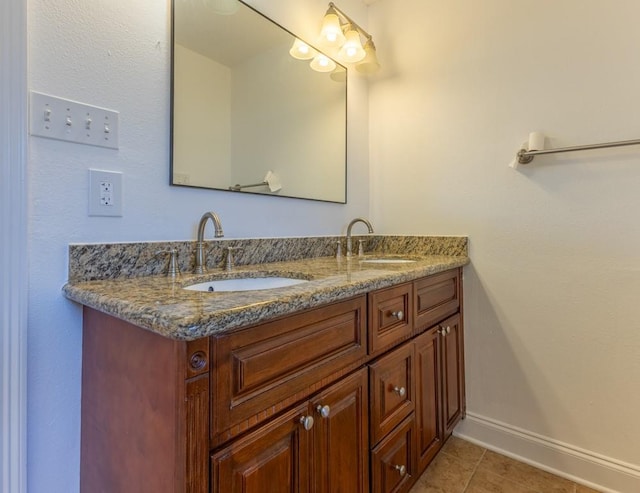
299, 415, 314, 431
393, 386, 407, 398
316, 404, 331, 418
391, 310, 404, 321
439, 325, 450, 336
393, 464, 407, 477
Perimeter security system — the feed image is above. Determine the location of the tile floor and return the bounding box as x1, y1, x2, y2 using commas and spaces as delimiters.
409, 436, 602, 493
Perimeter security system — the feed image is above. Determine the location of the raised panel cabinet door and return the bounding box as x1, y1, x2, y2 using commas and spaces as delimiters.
414, 327, 443, 472
211, 403, 312, 493
440, 313, 465, 437
370, 415, 416, 493
369, 341, 416, 446
311, 368, 369, 493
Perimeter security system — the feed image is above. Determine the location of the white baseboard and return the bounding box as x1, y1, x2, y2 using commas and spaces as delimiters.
455, 412, 640, 493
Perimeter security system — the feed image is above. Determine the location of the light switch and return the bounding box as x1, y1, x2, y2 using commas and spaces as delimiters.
30, 91, 119, 149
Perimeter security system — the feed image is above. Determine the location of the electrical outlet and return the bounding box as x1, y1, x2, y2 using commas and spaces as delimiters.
100, 181, 113, 205
89, 169, 123, 216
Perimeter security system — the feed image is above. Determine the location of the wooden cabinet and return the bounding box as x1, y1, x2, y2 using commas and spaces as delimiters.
211, 368, 369, 493
368, 282, 413, 356
211, 403, 312, 493
370, 415, 416, 493
414, 327, 443, 472
439, 313, 465, 438
369, 341, 415, 445
79, 268, 464, 493
211, 296, 367, 447
310, 369, 369, 493
414, 269, 460, 332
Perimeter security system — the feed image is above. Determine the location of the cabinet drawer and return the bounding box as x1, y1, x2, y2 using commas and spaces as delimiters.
368, 282, 413, 355
414, 269, 460, 331
371, 415, 416, 493
212, 296, 367, 445
369, 341, 415, 446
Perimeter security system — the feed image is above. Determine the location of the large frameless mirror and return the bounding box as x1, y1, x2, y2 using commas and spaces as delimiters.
171, 0, 347, 203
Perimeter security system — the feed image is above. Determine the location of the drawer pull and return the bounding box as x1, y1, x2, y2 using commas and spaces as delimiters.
316, 404, 331, 418
299, 415, 315, 431
393, 464, 407, 477
393, 386, 407, 398
391, 310, 404, 321
439, 325, 451, 336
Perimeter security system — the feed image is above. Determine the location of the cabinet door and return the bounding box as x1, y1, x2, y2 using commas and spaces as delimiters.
369, 341, 415, 446
440, 313, 465, 437
370, 415, 416, 493
414, 327, 443, 471
311, 368, 369, 493
211, 403, 312, 493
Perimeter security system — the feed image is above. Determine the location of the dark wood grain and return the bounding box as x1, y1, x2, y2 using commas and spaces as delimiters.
369, 341, 416, 446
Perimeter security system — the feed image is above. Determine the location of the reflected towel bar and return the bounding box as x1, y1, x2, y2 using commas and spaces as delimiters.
517, 138, 640, 164
229, 182, 267, 191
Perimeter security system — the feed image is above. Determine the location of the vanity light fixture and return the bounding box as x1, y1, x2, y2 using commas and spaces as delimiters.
310, 53, 337, 73
338, 27, 366, 63
289, 38, 317, 60
356, 38, 380, 74
318, 2, 380, 74
319, 8, 347, 47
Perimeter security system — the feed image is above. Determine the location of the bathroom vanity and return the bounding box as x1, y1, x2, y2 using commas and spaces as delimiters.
64, 237, 468, 493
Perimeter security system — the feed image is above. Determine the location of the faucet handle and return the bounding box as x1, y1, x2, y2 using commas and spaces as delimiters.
155, 249, 180, 278
225, 246, 244, 272
358, 239, 365, 257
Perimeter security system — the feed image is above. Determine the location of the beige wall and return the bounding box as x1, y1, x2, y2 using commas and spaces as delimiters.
368, 1, 640, 490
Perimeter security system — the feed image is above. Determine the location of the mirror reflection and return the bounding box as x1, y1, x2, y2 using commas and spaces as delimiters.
171, 0, 347, 203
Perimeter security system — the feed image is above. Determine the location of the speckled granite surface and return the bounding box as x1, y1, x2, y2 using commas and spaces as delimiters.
63, 235, 468, 341
68, 235, 467, 282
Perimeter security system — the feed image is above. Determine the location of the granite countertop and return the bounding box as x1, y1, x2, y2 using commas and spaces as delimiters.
63, 253, 468, 341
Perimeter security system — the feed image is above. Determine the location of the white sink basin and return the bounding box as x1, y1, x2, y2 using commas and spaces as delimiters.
359, 258, 417, 264
184, 277, 308, 292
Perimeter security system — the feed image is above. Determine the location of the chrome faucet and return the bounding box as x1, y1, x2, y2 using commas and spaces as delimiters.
194, 211, 224, 274
346, 217, 374, 257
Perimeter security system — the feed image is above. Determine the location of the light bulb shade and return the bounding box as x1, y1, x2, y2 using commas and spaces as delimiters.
355, 39, 380, 74
337, 29, 366, 63
319, 12, 346, 47
202, 0, 240, 15
330, 66, 347, 82
310, 53, 337, 73
289, 38, 316, 60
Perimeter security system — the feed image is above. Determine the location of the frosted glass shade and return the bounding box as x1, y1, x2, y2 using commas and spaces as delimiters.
289, 38, 316, 60
310, 53, 337, 73
338, 29, 366, 63
330, 66, 347, 82
355, 39, 380, 74
319, 13, 346, 47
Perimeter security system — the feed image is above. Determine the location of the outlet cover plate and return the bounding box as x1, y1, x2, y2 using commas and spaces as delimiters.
89, 169, 123, 217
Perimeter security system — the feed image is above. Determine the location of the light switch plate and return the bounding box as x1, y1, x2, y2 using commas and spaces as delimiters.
89, 169, 123, 217
30, 91, 119, 149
